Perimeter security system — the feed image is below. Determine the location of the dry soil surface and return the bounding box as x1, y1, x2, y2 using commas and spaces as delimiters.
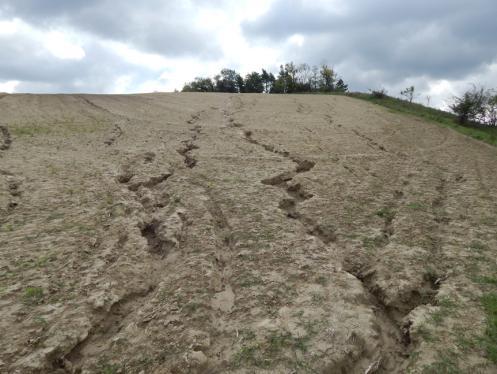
1, 93, 497, 373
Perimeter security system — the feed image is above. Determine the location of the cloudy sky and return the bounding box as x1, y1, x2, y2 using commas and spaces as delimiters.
1, 0, 496, 108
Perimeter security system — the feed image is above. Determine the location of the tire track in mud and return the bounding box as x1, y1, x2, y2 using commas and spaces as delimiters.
241, 129, 421, 372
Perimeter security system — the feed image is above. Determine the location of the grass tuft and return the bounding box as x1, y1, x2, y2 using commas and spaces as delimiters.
375, 207, 396, 221
23, 287, 44, 305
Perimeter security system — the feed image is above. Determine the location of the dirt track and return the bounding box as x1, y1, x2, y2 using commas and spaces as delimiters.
1, 93, 496, 373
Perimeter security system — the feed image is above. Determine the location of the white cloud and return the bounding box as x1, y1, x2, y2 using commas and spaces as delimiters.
0, 80, 20, 92
0, 18, 21, 35
0, 0, 496, 100
288, 34, 305, 47
112, 75, 133, 93
106, 41, 168, 71
43, 31, 86, 60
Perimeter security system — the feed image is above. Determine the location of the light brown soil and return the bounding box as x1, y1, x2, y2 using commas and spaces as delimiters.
1, 93, 496, 373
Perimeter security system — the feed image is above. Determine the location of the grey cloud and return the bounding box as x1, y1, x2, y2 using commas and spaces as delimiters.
0, 32, 155, 93
243, 0, 497, 88
0, 0, 220, 58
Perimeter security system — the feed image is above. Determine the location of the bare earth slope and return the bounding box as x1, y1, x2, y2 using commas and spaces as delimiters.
1, 93, 496, 373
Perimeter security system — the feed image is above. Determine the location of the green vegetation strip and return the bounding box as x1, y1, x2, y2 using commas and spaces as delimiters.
347, 93, 497, 147
482, 293, 497, 364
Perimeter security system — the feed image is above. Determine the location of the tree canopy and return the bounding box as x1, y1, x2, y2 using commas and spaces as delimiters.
182, 62, 348, 95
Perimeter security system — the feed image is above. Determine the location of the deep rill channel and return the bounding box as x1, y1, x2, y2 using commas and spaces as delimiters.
242, 129, 417, 372
0, 125, 12, 151
56, 159, 182, 372
177, 113, 202, 168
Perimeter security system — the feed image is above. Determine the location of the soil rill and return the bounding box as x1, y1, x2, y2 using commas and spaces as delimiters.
1, 92, 496, 373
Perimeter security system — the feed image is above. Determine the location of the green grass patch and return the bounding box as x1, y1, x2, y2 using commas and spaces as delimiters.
232, 320, 321, 369
430, 297, 458, 325
33, 315, 49, 326
407, 202, 426, 210
23, 287, 44, 305
481, 292, 497, 363
416, 324, 437, 343
375, 207, 396, 221
10, 124, 54, 137
98, 363, 121, 374
347, 92, 497, 147
468, 240, 488, 252
473, 276, 497, 286
421, 350, 463, 374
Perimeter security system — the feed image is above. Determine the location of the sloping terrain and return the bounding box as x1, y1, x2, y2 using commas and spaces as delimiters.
1, 92, 497, 373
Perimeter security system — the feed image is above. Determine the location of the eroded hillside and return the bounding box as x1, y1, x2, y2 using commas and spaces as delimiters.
1, 93, 496, 373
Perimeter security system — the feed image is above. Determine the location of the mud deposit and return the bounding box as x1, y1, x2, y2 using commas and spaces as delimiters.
1, 93, 496, 373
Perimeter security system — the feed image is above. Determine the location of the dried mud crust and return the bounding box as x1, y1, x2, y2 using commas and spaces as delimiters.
1, 93, 497, 374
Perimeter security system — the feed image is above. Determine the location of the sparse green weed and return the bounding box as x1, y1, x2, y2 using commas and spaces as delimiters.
407, 202, 425, 210
314, 275, 328, 286
98, 363, 121, 374
33, 315, 48, 326
430, 297, 457, 325
473, 276, 497, 286
468, 240, 488, 252
481, 292, 497, 363
23, 287, 44, 305
421, 350, 462, 374
375, 207, 395, 221
416, 324, 436, 343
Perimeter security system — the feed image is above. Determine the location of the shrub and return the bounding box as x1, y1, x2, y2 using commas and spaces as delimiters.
370, 88, 388, 99
450, 85, 491, 125
400, 86, 415, 103
488, 94, 497, 126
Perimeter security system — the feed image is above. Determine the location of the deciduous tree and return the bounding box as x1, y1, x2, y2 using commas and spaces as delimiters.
245, 72, 264, 93
319, 64, 336, 92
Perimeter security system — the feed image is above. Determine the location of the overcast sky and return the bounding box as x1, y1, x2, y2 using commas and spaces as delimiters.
1, 0, 496, 108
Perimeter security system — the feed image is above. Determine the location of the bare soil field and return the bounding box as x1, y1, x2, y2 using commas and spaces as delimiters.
1, 93, 496, 373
